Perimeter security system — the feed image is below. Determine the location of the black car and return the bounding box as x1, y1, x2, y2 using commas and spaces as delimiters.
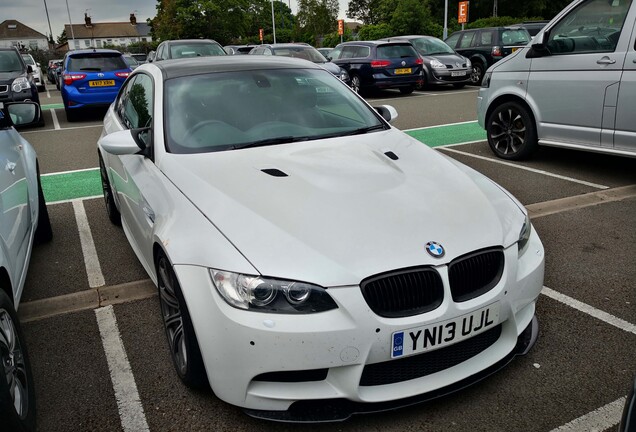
249, 43, 350, 86
380, 35, 471, 88
151, 39, 226, 61
0, 47, 43, 125
329, 41, 423, 95
445, 26, 531, 85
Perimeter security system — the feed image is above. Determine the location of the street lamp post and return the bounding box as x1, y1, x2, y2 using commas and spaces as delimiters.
271, 0, 277, 44
65, 0, 75, 48
42, 0, 53, 45
443, 0, 448, 40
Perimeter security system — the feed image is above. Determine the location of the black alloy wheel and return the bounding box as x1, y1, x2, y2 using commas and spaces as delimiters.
0, 290, 36, 432
156, 253, 208, 388
98, 153, 121, 226
350, 74, 361, 94
470, 63, 484, 85
486, 101, 538, 160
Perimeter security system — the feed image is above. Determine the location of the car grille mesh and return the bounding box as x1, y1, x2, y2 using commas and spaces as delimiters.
448, 248, 504, 302
361, 268, 443, 318
0, 85, 8, 93
360, 324, 502, 386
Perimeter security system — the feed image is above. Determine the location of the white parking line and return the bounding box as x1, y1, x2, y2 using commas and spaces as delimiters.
96, 305, 150, 432
542, 286, 636, 335
50, 108, 60, 130
41, 167, 99, 177
549, 397, 626, 432
46, 87, 51, 98
73, 200, 105, 288
440, 147, 609, 190
21, 122, 102, 134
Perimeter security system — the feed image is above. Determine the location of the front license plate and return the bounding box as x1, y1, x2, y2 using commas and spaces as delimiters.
394, 68, 412, 75
89, 80, 115, 87
391, 302, 501, 358
451, 71, 467, 77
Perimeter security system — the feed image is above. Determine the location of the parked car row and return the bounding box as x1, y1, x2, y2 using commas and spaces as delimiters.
0, 47, 44, 126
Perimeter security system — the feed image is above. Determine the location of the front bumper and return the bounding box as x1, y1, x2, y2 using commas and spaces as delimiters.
175, 228, 544, 420
426, 68, 472, 85
62, 85, 120, 108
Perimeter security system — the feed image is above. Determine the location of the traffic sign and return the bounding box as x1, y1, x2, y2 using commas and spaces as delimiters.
458, 1, 469, 24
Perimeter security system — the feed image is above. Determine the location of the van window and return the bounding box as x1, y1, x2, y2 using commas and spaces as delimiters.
547, 0, 633, 54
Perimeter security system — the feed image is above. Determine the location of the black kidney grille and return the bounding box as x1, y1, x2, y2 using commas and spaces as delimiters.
448, 248, 504, 302
360, 324, 502, 386
361, 268, 443, 318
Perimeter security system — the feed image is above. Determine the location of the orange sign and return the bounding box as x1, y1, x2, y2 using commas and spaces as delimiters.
338, 19, 344, 36
458, 1, 469, 24
259, 28, 264, 41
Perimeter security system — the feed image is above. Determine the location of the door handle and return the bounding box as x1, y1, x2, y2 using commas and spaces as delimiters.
597, 57, 616, 65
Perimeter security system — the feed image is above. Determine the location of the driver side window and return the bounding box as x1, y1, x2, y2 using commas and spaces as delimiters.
547, 0, 633, 55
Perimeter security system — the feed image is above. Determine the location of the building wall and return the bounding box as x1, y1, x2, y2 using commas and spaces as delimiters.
69, 36, 151, 49
0, 38, 48, 50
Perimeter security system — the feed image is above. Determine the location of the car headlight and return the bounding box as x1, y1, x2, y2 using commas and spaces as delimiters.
12, 77, 30, 93
465, 58, 472, 68
482, 71, 492, 88
210, 269, 338, 314
518, 213, 532, 256
430, 59, 445, 69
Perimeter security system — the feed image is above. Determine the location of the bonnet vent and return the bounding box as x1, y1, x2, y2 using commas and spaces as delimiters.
261, 168, 288, 177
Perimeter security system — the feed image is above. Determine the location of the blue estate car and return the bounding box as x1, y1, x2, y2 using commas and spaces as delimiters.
60, 49, 131, 121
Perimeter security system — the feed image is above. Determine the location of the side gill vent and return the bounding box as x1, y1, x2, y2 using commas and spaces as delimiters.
384, 151, 399, 161
261, 168, 288, 177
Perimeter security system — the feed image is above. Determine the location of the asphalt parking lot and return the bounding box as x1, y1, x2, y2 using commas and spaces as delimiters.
15, 84, 636, 431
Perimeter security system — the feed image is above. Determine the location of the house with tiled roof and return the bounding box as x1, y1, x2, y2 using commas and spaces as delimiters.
0, 20, 49, 50
65, 13, 151, 50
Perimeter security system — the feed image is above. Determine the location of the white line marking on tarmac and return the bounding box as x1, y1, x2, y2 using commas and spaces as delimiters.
96, 305, 150, 432
21, 123, 102, 134
41, 166, 99, 176
440, 147, 609, 190
50, 108, 60, 130
542, 286, 636, 335
46, 87, 50, 98
73, 199, 105, 288
549, 397, 626, 432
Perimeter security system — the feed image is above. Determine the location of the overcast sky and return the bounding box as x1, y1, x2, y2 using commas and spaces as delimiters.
6, 0, 351, 40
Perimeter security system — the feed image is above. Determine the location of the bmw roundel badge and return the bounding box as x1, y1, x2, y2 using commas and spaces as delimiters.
426, 241, 445, 258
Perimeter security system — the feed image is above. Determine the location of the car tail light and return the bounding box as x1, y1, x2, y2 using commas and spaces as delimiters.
115, 72, 130, 78
492, 46, 502, 56
415, 58, 423, 65
371, 60, 391, 68
63, 74, 86, 85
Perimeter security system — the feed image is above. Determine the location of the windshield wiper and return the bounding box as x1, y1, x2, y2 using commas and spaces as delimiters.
80, 67, 102, 71
232, 136, 310, 150
342, 124, 387, 136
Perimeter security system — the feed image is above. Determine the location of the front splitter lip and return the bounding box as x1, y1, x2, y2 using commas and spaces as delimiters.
244, 314, 539, 423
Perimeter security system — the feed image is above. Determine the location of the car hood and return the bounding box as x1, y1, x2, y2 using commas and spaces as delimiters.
0, 71, 24, 82
160, 129, 525, 287
424, 53, 467, 67
317, 62, 341, 75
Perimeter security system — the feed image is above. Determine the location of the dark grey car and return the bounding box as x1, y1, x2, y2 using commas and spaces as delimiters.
380, 35, 471, 88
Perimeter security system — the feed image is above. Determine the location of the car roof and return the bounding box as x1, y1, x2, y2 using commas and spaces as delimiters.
381, 35, 438, 41
264, 43, 313, 48
153, 55, 322, 80
68, 49, 123, 56
163, 39, 221, 45
337, 40, 411, 46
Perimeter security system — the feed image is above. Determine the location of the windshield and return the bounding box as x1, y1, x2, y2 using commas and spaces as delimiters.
165, 68, 386, 154
0, 51, 24, 72
21, 55, 35, 65
501, 29, 531, 45
170, 43, 226, 58
124, 56, 139, 66
411, 37, 455, 55
271, 46, 328, 63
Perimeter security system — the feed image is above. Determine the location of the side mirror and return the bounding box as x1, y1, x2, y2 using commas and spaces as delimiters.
374, 105, 398, 123
526, 32, 550, 58
0, 102, 41, 129
99, 128, 151, 156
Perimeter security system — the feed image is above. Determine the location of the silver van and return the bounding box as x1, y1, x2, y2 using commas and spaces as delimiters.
477, 0, 635, 160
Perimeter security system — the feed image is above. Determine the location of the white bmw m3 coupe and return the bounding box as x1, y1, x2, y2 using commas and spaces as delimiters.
97, 56, 544, 421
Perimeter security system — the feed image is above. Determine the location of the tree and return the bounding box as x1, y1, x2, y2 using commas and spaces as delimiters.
357, 23, 393, 40
57, 29, 67, 45
346, 0, 384, 25
390, 0, 434, 35
297, 0, 339, 44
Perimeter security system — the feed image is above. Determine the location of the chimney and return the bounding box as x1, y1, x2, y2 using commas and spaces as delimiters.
84, 13, 92, 27
130, 13, 137, 25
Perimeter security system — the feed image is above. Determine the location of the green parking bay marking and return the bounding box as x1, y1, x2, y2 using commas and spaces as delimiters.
40, 123, 486, 202
42, 168, 101, 202
406, 121, 486, 147
41, 103, 64, 110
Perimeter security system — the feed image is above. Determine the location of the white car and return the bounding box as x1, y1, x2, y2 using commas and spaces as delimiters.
0, 101, 51, 431
98, 56, 544, 421
20, 54, 45, 92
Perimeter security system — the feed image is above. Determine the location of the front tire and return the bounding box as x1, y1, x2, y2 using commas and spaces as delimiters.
34, 169, 52, 244
98, 153, 121, 226
486, 101, 538, 160
0, 289, 36, 432
156, 252, 208, 389
399, 86, 415, 95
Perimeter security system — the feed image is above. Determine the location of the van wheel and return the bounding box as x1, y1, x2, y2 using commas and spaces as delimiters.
486, 101, 538, 160
470, 63, 484, 85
